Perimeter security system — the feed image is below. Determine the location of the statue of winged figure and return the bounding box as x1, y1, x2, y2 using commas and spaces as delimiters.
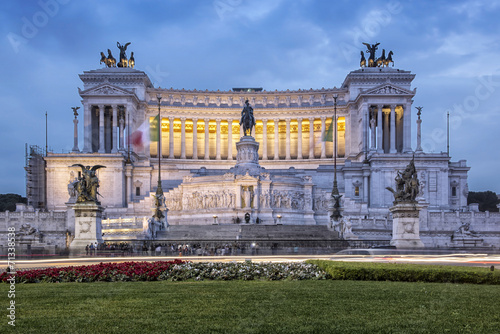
71, 164, 106, 204
362, 42, 380, 67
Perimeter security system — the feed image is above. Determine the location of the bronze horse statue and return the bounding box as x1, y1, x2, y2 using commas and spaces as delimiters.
360, 51, 366, 67
383, 51, 394, 67
376, 49, 386, 67
240, 100, 255, 136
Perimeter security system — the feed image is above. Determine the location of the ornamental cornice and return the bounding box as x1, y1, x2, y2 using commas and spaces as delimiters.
143, 107, 348, 120
148, 89, 348, 109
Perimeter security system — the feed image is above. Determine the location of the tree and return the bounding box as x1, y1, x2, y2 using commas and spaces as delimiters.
467, 191, 500, 212
0, 193, 27, 212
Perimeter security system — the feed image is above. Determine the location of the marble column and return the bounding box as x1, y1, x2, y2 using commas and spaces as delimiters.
274, 119, 279, 160
180, 117, 186, 159
125, 165, 132, 204
285, 118, 291, 160
262, 120, 268, 160
98, 105, 105, 153
362, 104, 369, 154
72, 115, 79, 152
168, 117, 174, 159
370, 107, 376, 151
320, 116, 326, 159
309, 117, 314, 159
227, 119, 233, 160
216, 119, 221, 160
297, 118, 303, 159
119, 110, 124, 151
377, 105, 383, 153
82, 103, 91, 153
125, 107, 130, 153
403, 102, 412, 153
390, 105, 396, 153
192, 118, 198, 159
111, 105, 118, 153
204, 119, 210, 160
416, 112, 423, 152
383, 111, 390, 153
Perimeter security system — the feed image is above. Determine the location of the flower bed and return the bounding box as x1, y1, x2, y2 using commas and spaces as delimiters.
0, 261, 330, 283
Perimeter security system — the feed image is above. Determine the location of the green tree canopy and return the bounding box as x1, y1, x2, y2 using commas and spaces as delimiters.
0, 193, 27, 212
467, 191, 500, 212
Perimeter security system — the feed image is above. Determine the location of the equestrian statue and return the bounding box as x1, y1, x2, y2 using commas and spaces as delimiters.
240, 100, 256, 136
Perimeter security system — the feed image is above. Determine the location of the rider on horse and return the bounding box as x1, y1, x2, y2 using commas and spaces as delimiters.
240, 100, 256, 136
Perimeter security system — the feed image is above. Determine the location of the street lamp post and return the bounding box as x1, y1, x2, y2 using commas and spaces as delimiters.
330, 94, 343, 223
152, 93, 165, 235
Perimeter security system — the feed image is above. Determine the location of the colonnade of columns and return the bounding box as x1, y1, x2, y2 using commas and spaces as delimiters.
83, 104, 129, 154
366, 103, 412, 154
156, 116, 346, 160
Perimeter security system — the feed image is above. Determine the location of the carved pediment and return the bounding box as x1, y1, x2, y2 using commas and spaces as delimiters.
363, 84, 414, 96
79, 84, 134, 97
236, 172, 258, 182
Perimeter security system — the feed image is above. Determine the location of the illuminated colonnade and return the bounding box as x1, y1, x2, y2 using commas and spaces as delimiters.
150, 116, 346, 160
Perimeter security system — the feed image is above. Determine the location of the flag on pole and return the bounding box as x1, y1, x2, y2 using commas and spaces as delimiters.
130, 115, 159, 152
322, 117, 334, 142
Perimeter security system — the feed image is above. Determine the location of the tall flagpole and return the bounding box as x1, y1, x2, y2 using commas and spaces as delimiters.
45, 112, 48, 156
447, 111, 450, 157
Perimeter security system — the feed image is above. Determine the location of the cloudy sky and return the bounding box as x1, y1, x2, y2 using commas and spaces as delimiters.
1, 0, 500, 196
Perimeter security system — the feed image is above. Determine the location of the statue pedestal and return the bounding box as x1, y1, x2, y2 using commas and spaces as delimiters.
233, 136, 262, 176
389, 202, 425, 249
69, 203, 104, 252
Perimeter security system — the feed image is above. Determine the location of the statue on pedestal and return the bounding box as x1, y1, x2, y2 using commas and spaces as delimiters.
71, 164, 106, 204
386, 157, 419, 204
240, 100, 256, 136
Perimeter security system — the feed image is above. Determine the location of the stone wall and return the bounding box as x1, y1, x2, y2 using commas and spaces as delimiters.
0, 210, 69, 255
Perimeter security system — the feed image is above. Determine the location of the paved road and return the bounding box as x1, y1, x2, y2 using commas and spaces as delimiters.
2, 253, 500, 271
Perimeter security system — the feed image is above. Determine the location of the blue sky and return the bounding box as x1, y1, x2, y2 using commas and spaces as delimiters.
1, 0, 500, 196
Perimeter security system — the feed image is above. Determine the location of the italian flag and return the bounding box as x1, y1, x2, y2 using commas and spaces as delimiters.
322, 117, 334, 142
130, 115, 159, 152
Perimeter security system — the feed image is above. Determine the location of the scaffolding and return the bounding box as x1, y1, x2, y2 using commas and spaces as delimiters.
25, 144, 46, 209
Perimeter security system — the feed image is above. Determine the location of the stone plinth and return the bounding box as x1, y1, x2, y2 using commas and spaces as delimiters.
69, 203, 103, 251
390, 202, 424, 249
233, 136, 262, 176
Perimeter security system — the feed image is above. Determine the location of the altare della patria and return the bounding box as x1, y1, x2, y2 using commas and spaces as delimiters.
2, 42, 500, 255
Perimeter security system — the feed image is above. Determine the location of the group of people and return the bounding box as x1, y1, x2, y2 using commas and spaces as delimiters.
85, 242, 132, 256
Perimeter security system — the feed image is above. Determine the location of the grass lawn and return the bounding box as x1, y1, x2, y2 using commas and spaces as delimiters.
1, 280, 499, 334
